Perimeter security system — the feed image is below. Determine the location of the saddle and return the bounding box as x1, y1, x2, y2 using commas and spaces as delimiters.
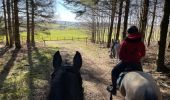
107, 64, 143, 94
107, 72, 131, 94
116, 65, 143, 89
116, 72, 127, 89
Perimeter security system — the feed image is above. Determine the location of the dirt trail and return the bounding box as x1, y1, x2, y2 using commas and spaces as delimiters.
0, 41, 169, 100
46, 40, 170, 100
46, 41, 123, 100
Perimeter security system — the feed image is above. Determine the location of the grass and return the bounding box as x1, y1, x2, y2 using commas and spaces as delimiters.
0, 25, 89, 43
0, 27, 89, 100
0, 46, 58, 100
20, 28, 89, 41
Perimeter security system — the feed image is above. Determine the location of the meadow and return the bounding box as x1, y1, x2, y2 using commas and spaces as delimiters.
0, 22, 89, 43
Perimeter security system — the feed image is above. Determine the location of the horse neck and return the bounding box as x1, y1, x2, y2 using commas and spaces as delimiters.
63, 72, 83, 100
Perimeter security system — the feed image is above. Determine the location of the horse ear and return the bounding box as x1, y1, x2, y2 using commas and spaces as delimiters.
53, 51, 62, 69
73, 51, 82, 70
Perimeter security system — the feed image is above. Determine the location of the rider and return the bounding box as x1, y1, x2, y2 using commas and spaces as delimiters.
109, 26, 146, 95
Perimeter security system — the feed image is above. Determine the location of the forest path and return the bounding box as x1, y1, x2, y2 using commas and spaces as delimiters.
46, 40, 124, 100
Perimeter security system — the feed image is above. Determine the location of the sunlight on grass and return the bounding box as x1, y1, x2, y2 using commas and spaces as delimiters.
0, 46, 59, 100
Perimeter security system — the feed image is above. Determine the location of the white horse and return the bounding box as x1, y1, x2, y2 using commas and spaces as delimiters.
117, 71, 162, 100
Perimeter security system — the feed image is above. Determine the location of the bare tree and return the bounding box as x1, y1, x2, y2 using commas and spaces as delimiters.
14, 0, 21, 49
139, 0, 149, 41
7, 0, 13, 47
115, 0, 123, 40
2, 0, 9, 46
123, 0, 130, 39
11, 0, 15, 38
147, 0, 157, 47
26, 0, 30, 47
169, 32, 170, 48
157, 0, 170, 71
107, 0, 117, 48
91, 8, 96, 43
31, 0, 35, 46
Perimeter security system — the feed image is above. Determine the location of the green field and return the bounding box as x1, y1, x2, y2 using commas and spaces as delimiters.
20, 28, 89, 41
0, 22, 90, 42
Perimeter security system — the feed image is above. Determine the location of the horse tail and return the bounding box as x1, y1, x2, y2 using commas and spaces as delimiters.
144, 88, 158, 100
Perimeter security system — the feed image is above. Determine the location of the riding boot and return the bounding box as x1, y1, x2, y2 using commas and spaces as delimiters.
107, 77, 117, 95
111, 77, 117, 95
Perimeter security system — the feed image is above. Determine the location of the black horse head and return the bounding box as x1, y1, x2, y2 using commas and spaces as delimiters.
48, 51, 84, 100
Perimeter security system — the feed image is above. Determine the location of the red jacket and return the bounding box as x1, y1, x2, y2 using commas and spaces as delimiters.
119, 33, 145, 63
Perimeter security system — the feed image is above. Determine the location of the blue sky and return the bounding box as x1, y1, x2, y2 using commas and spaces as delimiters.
55, 0, 78, 22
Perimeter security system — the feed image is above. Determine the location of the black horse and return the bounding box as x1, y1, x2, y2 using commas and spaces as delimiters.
48, 51, 84, 100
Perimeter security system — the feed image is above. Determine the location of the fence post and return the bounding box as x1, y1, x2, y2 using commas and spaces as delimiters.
43, 40, 45, 46
22, 37, 23, 44
86, 37, 88, 45
3, 36, 4, 43
42, 36, 44, 41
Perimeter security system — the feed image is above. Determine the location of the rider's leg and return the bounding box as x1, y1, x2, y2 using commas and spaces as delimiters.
125, 62, 143, 72
111, 62, 126, 95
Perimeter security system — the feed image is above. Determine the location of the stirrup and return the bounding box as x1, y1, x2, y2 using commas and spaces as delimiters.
107, 85, 116, 95
107, 85, 113, 92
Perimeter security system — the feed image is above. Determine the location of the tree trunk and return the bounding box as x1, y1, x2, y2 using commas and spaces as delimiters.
31, 0, 35, 46
26, 0, 30, 46
157, 0, 170, 71
97, 17, 100, 43
168, 32, 170, 48
107, 0, 117, 48
96, 17, 99, 43
139, 0, 149, 41
116, 0, 123, 41
3, 0, 9, 46
7, 0, 13, 47
123, 0, 130, 39
14, 0, 21, 49
91, 8, 96, 43
11, 0, 15, 42
107, 13, 114, 47
148, 0, 157, 47
169, 32, 170, 48
101, 16, 105, 43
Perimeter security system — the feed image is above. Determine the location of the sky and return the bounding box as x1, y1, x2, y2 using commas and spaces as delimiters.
55, 0, 78, 22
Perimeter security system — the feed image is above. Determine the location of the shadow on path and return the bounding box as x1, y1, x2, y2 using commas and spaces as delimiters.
0, 49, 20, 89
27, 46, 57, 100
0, 46, 9, 57
27, 45, 34, 100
